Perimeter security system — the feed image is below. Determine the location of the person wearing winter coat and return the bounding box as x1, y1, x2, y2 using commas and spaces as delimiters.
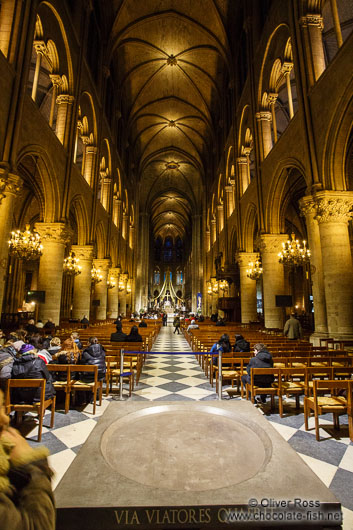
110, 321, 128, 342
233, 334, 250, 353
0, 389, 55, 530
0, 340, 18, 391
241, 343, 274, 403
125, 325, 143, 342
11, 344, 55, 402
51, 338, 80, 381
283, 313, 303, 340
79, 337, 106, 382
173, 316, 181, 334
210, 334, 232, 365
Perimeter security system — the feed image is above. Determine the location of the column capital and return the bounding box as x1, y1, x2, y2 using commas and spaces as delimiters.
93, 258, 111, 271
313, 191, 353, 224
56, 94, 75, 106
257, 233, 288, 253
236, 156, 247, 165
236, 251, 259, 267
71, 245, 94, 261
267, 92, 278, 105
255, 111, 272, 122
299, 195, 316, 217
300, 14, 324, 30
33, 40, 47, 55
35, 222, 73, 245
225, 185, 233, 193
282, 62, 293, 75
49, 74, 63, 87
0, 172, 23, 203
109, 267, 121, 279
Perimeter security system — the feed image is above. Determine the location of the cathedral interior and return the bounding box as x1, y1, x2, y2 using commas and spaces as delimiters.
1, 0, 353, 528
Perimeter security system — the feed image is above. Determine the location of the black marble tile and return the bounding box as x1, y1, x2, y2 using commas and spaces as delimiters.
27, 431, 69, 454
157, 382, 191, 392
159, 373, 188, 381
329, 468, 353, 510
71, 444, 83, 454
154, 393, 194, 402
288, 430, 348, 466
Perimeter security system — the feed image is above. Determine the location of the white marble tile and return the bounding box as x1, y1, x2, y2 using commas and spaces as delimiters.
49, 448, 76, 490
133, 387, 173, 399
141, 376, 173, 386
176, 387, 215, 399
342, 507, 353, 530
269, 421, 298, 441
53, 419, 97, 448
339, 445, 353, 473
176, 376, 208, 387
82, 397, 111, 417
297, 452, 337, 487
177, 369, 204, 376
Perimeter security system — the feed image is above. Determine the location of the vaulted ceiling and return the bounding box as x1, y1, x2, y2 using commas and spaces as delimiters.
105, 0, 238, 240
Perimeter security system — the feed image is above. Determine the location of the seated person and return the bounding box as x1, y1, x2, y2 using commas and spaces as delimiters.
241, 343, 274, 404
0, 338, 18, 391
11, 344, 55, 402
233, 334, 250, 353
80, 315, 89, 325
0, 389, 55, 530
210, 334, 232, 365
43, 318, 56, 332
138, 317, 147, 328
79, 337, 106, 383
71, 332, 83, 350
52, 338, 80, 381
28, 336, 52, 364
25, 319, 38, 335
47, 337, 61, 357
187, 319, 199, 333
36, 319, 44, 329
215, 318, 225, 326
125, 325, 143, 342
110, 321, 127, 342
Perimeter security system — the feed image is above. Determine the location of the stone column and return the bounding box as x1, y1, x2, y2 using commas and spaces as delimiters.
236, 252, 258, 323
71, 245, 94, 320
268, 93, 278, 143
122, 214, 128, 240
210, 218, 216, 245
314, 191, 353, 338
83, 145, 97, 187
300, 14, 325, 86
31, 41, 46, 101
282, 63, 294, 119
299, 196, 328, 338
92, 258, 111, 320
205, 230, 211, 253
35, 222, 72, 325
330, 0, 343, 48
217, 204, 224, 233
256, 111, 272, 160
55, 94, 75, 148
259, 234, 287, 329
107, 267, 120, 318
192, 214, 202, 312
48, 74, 62, 128
237, 157, 248, 195
129, 225, 135, 249
119, 285, 127, 317
101, 176, 112, 211
0, 172, 23, 312
225, 185, 234, 216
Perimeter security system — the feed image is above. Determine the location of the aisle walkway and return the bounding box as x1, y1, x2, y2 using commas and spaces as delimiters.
130, 324, 217, 401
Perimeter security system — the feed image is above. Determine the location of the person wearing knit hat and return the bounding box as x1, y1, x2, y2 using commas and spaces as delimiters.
0, 390, 55, 529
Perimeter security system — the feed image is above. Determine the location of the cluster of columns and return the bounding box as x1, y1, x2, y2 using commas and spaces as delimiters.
236, 192, 353, 340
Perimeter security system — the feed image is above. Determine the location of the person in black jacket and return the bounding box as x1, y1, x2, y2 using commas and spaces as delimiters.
11, 344, 55, 402
125, 325, 143, 342
138, 317, 147, 328
233, 334, 250, 353
241, 343, 274, 404
79, 337, 106, 383
110, 321, 128, 342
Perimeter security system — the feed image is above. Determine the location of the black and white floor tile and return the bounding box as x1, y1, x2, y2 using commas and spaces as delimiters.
15, 325, 353, 527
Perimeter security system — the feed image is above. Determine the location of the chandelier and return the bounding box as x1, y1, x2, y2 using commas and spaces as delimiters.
126, 279, 132, 294
278, 233, 311, 267
107, 277, 116, 289
218, 279, 228, 294
118, 273, 128, 292
8, 224, 43, 261
91, 265, 103, 284
246, 258, 263, 280
63, 251, 82, 276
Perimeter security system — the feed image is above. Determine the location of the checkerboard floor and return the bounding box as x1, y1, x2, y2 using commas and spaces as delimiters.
15, 325, 353, 527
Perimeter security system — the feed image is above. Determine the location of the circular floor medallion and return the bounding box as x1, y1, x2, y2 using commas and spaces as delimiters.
101, 405, 271, 492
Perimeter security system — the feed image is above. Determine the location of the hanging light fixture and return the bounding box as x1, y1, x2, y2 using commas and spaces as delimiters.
8, 224, 43, 261
246, 258, 263, 280
91, 265, 103, 284
211, 277, 219, 294
107, 276, 116, 289
207, 279, 212, 295
278, 233, 311, 267
63, 251, 82, 276
126, 278, 132, 294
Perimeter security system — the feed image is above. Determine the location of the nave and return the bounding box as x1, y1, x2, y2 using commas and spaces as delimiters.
13, 325, 353, 527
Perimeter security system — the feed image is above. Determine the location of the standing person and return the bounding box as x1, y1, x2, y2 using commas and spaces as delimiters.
162, 313, 168, 327
173, 315, 181, 334
0, 389, 56, 530
241, 343, 274, 404
283, 313, 303, 340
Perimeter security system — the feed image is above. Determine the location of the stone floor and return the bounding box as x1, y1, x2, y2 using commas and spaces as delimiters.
18, 325, 353, 528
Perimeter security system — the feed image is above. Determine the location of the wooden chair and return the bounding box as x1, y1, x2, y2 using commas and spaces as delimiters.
245, 368, 280, 411
273, 368, 306, 417
5, 379, 56, 442
47, 364, 71, 414
105, 355, 135, 397
69, 365, 103, 414
304, 380, 353, 442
